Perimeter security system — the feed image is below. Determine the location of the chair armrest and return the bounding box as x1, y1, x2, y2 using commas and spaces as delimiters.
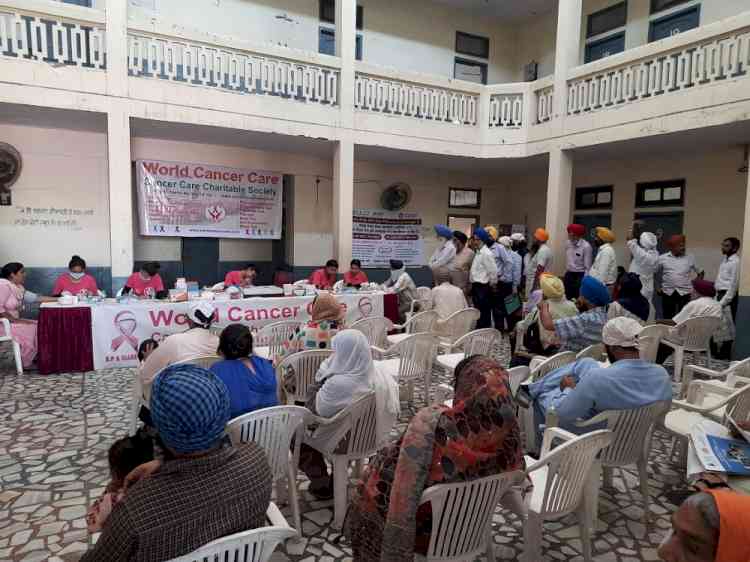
0, 317, 10, 335
672, 391, 734, 414
266, 502, 291, 528
574, 410, 619, 429
686, 364, 726, 378
371, 345, 395, 360
538, 427, 579, 460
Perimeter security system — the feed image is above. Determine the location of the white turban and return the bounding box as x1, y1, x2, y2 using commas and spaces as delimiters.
498, 236, 512, 248
640, 232, 658, 250
602, 317, 643, 348
188, 301, 216, 327
510, 233, 525, 242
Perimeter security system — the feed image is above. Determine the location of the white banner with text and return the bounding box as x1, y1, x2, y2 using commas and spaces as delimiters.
352, 208, 424, 267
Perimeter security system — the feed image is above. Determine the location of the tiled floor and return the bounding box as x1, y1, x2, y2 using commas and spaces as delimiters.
0, 343, 704, 562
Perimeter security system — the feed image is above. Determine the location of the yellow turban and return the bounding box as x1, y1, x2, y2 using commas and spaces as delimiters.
596, 227, 615, 243
540, 273, 565, 299
534, 228, 549, 242
484, 225, 498, 241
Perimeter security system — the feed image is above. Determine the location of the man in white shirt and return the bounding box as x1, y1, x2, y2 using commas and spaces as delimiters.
429, 224, 457, 272
627, 227, 659, 303
470, 227, 498, 329
448, 231, 474, 296
589, 227, 617, 291
564, 223, 592, 300
713, 237, 741, 359
657, 234, 700, 319
431, 268, 467, 336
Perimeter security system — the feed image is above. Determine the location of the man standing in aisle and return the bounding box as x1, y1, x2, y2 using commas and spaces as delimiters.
448, 231, 474, 295
564, 224, 592, 300
589, 227, 618, 293
492, 235, 516, 333
429, 224, 457, 275
657, 235, 700, 319
713, 237, 741, 359
627, 223, 659, 304
470, 228, 498, 329
525, 228, 552, 296
511, 233, 528, 294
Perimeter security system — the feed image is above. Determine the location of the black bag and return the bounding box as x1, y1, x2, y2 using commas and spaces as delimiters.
523, 321, 544, 355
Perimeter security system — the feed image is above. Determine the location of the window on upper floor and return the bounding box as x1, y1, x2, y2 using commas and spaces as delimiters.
319, 0, 364, 29
454, 32, 489, 85
585, 3, 627, 63
650, 0, 693, 13
318, 1, 364, 60
61, 0, 92, 5
318, 29, 363, 60
575, 186, 613, 210
648, 4, 700, 42
635, 179, 685, 207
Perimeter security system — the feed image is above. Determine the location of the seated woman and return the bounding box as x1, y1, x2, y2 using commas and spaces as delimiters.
278, 292, 344, 364
608, 272, 651, 324
53, 255, 99, 297
123, 262, 165, 298
210, 324, 279, 419
383, 259, 417, 323
346, 355, 523, 560
224, 263, 257, 288
301, 330, 399, 499
343, 259, 368, 288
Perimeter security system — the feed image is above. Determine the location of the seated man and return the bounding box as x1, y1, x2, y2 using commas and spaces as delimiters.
538, 275, 611, 353
80, 364, 272, 562
524, 317, 671, 438
383, 259, 417, 323
430, 267, 467, 335
309, 259, 338, 290
138, 301, 219, 401
656, 279, 722, 364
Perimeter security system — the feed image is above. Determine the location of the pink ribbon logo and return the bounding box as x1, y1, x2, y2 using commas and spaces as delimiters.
111, 310, 138, 351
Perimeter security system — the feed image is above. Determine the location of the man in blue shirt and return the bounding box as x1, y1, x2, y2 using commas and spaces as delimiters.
525, 317, 672, 440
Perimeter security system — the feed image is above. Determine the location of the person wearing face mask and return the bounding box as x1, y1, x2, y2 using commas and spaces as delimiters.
123, 262, 166, 299
658, 490, 750, 562
53, 255, 99, 297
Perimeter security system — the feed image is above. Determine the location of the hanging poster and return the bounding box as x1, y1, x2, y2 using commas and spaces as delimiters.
136, 159, 282, 239
352, 208, 424, 267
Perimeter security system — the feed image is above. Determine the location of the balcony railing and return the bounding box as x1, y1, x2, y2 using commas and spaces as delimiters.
0, 2, 106, 69
567, 13, 750, 117
534, 77, 555, 124
488, 90, 524, 129
127, 26, 340, 107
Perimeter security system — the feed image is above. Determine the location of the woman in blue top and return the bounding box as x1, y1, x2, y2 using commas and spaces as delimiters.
210, 323, 279, 419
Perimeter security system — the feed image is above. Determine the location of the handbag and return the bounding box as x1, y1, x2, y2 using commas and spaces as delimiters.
504, 293, 521, 315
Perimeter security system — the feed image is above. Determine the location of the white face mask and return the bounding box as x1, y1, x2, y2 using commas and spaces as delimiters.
70, 272, 85, 280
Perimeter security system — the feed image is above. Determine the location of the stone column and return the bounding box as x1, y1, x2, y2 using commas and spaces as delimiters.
336, 0, 356, 128
733, 170, 750, 358
552, 0, 583, 119
107, 106, 134, 294
333, 139, 354, 268
545, 148, 574, 276
105, 0, 128, 97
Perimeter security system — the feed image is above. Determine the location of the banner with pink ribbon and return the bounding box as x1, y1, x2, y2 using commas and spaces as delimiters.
90, 293, 385, 370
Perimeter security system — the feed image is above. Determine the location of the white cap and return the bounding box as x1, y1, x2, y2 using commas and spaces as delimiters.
510, 233, 525, 242
602, 317, 643, 347
188, 301, 216, 326
498, 236, 512, 248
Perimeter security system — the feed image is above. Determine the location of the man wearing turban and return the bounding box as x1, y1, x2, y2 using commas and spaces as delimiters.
80, 364, 273, 562
589, 227, 618, 291
627, 222, 659, 303
564, 224, 592, 300
656, 234, 701, 319
429, 224, 457, 271
470, 228, 498, 329
524, 228, 553, 297
448, 231, 474, 295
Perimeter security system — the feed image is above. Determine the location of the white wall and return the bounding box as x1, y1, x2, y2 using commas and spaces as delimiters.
515, 12, 557, 80
0, 123, 110, 267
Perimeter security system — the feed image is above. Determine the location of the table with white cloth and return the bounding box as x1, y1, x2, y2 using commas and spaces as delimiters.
40, 291, 396, 373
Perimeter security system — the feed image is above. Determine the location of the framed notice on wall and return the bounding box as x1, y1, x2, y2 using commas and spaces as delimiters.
352, 209, 425, 267
136, 159, 283, 239
449, 188, 481, 209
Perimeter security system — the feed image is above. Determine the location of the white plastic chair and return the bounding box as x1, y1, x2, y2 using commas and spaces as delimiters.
529, 350, 577, 382
436, 308, 480, 353
638, 324, 670, 362
226, 406, 309, 535
166, 502, 297, 562
575, 343, 605, 362
183, 355, 221, 369
255, 320, 302, 361
129, 374, 145, 435
435, 328, 503, 375
303, 391, 378, 529
350, 316, 394, 356
276, 349, 333, 405
680, 357, 750, 399
521, 428, 613, 562
406, 286, 433, 320
433, 365, 529, 407
386, 310, 440, 347
419, 471, 525, 562
375, 333, 439, 405
0, 318, 23, 375
660, 316, 721, 383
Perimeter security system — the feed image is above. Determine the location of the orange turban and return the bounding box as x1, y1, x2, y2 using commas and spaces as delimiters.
534, 228, 549, 242
595, 227, 615, 243
709, 489, 750, 562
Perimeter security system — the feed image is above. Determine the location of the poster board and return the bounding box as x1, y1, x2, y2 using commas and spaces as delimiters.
352, 208, 424, 267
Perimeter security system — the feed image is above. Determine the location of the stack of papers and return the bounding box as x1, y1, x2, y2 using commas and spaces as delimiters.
690, 421, 750, 476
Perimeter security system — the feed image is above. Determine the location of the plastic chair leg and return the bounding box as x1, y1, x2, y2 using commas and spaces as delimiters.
332, 456, 349, 530
287, 464, 302, 537
12, 342, 22, 375
637, 459, 651, 522
587, 464, 601, 534
485, 526, 495, 561
578, 503, 593, 562
673, 347, 685, 383
520, 512, 542, 562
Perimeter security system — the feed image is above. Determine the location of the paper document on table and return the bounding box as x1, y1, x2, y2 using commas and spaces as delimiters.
690, 424, 725, 473
690, 422, 750, 475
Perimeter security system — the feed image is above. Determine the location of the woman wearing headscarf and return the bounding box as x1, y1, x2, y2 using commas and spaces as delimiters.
609, 272, 652, 324
383, 259, 417, 323
524, 228, 552, 296
301, 330, 400, 499
590, 227, 618, 292
346, 356, 524, 562
278, 292, 345, 363
627, 228, 659, 303
658, 490, 750, 562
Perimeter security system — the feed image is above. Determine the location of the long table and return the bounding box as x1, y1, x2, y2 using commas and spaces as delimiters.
39, 292, 398, 373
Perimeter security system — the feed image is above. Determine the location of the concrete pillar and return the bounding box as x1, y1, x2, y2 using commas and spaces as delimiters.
107, 107, 134, 294
553, 0, 583, 119
545, 148, 574, 276
336, 0, 356, 128
105, 0, 128, 97
733, 171, 750, 358
333, 139, 354, 268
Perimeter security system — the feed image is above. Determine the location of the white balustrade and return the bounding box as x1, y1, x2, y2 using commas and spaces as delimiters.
488, 93, 524, 128
0, 8, 105, 69
568, 24, 750, 116
354, 73, 478, 126
127, 33, 339, 106
535, 85, 554, 124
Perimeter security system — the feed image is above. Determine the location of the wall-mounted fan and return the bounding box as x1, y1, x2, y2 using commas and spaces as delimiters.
0, 142, 22, 206
380, 182, 412, 211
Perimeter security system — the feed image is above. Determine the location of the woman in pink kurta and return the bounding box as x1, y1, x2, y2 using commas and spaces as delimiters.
53, 255, 99, 296
124, 262, 165, 298
0, 263, 39, 369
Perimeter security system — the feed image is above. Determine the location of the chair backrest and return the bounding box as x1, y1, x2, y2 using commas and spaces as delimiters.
638, 324, 670, 362
677, 316, 722, 351
416, 286, 433, 302
181, 355, 221, 369
533, 429, 612, 519
256, 320, 301, 358
350, 316, 393, 348
165, 525, 297, 562
530, 351, 577, 382
441, 308, 481, 343
507, 365, 530, 397
276, 349, 333, 404
339, 391, 379, 458
728, 357, 750, 380
394, 333, 439, 383
419, 471, 524, 561
226, 406, 309, 481
453, 328, 502, 359
576, 343, 605, 362
405, 310, 440, 334
725, 384, 750, 424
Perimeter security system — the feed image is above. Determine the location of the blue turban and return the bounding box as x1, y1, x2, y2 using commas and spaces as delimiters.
473, 227, 492, 245
434, 224, 453, 239
580, 275, 611, 307
150, 364, 231, 454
